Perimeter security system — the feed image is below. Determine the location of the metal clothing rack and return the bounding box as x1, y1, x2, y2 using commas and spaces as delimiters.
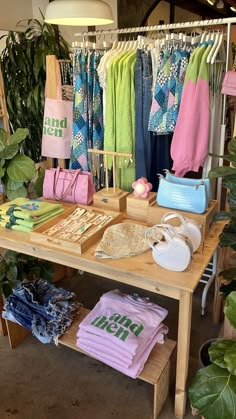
74, 17, 236, 37
74, 16, 236, 206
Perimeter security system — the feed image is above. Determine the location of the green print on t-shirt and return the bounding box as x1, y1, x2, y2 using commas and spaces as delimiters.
43, 117, 68, 138
91, 313, 144, 342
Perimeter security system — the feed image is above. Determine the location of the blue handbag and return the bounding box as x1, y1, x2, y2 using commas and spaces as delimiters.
164, 170, 211, 205
157, 175, 208, 214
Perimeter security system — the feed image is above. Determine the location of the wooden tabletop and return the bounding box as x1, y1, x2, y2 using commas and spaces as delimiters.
0, 219, 224, 296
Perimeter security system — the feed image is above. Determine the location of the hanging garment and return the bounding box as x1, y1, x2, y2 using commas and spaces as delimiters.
149, 133, 173, 192
171, 43, 212, 176
135, 49, 154, 180
104, 51, 129, 166
202, 61, 224, 177
104, 49, 136, 190
117, 51, 136, 190
70, 51, 89, 170
70, 50, 104, 172
148, 48, 172, 134
150, 42, 161, 92
148, 47, 190, 134
165, 48, 190, 133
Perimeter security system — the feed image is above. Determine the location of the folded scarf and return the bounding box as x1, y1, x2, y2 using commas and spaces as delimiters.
0, 198, 63, 220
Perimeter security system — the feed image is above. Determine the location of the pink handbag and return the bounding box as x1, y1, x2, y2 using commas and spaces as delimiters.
43, 167, 95, 205
221, 71, 236, 96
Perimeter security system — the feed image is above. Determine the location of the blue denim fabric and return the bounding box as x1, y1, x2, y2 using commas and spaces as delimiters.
135, 50, 146, 179
142, 51, 153, 180
149, 133, 173, 192
3, 279, 80, 344
135, 49, 154, 180
3, 294, 36, 330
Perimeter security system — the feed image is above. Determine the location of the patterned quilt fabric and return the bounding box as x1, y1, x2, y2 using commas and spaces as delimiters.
70, 50, 104, 171
148, 47, 190, 134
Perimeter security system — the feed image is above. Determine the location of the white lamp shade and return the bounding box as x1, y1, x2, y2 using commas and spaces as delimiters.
45, 0, 114, 26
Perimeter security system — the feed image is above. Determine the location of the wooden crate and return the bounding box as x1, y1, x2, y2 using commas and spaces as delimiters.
147, 200, 218, 252
30, 205, 123, 255
126, 192, 157, 221
93, 189, 130, 212
59, 308, 176, 419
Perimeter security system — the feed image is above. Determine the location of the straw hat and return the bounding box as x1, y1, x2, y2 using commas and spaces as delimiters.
95, 223, 150, 259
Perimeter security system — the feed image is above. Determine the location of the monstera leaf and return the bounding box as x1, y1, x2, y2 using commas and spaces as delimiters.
189, 364, 236, 419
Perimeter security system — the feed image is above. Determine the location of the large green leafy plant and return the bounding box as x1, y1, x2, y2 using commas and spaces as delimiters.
0, 127, 36, 199
188, 137, 236, 419
1, 17, 69, 162
0, 250, 54, 297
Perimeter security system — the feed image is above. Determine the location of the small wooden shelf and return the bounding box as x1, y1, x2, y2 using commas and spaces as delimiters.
59, 308, 176, 418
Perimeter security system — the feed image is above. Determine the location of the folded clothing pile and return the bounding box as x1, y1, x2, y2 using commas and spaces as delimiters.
0, 198, 64, 232
77, 289, 168, 378
2, 278, 81, 344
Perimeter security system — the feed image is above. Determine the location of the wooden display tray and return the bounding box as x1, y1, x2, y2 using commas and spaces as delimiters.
30, 205, 123, 255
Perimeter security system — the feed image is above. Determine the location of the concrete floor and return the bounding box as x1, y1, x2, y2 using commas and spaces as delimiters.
0, 272, 221, 419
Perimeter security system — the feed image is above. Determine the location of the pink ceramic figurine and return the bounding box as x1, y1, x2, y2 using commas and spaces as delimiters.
132, 178, 153, 198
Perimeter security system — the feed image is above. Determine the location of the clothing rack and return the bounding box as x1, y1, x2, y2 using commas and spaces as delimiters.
74, 17, 236, 206
74, 17, 236, 37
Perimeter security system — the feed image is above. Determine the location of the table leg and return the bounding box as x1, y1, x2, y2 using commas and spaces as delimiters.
0, 291, 7, 336
174, 290, 193, 419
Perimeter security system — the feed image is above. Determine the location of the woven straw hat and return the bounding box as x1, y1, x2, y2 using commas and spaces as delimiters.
95, 223, 150, 259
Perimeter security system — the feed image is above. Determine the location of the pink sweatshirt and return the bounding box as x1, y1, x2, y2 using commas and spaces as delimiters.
171, 44, 211, 177
77, 324, 168, 378
77, 289, 168, 356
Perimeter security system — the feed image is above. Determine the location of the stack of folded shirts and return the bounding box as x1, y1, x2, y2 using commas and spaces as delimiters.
76, 289, 168, 378
0, 198, 63, 232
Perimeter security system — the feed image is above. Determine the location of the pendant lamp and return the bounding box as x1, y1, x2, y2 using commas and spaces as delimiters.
44, 0, 114, 26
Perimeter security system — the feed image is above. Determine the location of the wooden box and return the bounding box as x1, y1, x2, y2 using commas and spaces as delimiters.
30, 205, 123, 255
126, 192, 157, 221
93, 189, 130, 212
147, 200, 218, 252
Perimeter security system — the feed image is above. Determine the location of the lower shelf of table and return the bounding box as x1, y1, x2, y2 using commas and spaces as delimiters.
58, 307, 176, 385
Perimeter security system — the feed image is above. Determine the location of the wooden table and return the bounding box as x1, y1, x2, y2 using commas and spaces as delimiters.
0, 219, 224, 418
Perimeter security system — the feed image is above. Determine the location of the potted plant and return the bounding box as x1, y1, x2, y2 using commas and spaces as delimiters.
1, 17, 70, 163
188, 136, 236, 418
0, 250, 54, 298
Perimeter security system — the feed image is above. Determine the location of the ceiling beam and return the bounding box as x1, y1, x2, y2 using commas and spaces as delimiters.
167, 0, 228, 17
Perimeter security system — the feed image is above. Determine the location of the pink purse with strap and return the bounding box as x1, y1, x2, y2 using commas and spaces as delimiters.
221, 71, 236, 96
43, 167, 95, 205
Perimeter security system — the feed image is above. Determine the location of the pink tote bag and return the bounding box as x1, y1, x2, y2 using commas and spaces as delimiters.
43, 167, 95, 205
41, 98, 73, 159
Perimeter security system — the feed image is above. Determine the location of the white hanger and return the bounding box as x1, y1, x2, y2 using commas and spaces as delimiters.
200, 31, 207, 43
137, 35, 154, 48
211, 32, 224, 64
207, 32, 219, 64
111, 40, 118, 50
